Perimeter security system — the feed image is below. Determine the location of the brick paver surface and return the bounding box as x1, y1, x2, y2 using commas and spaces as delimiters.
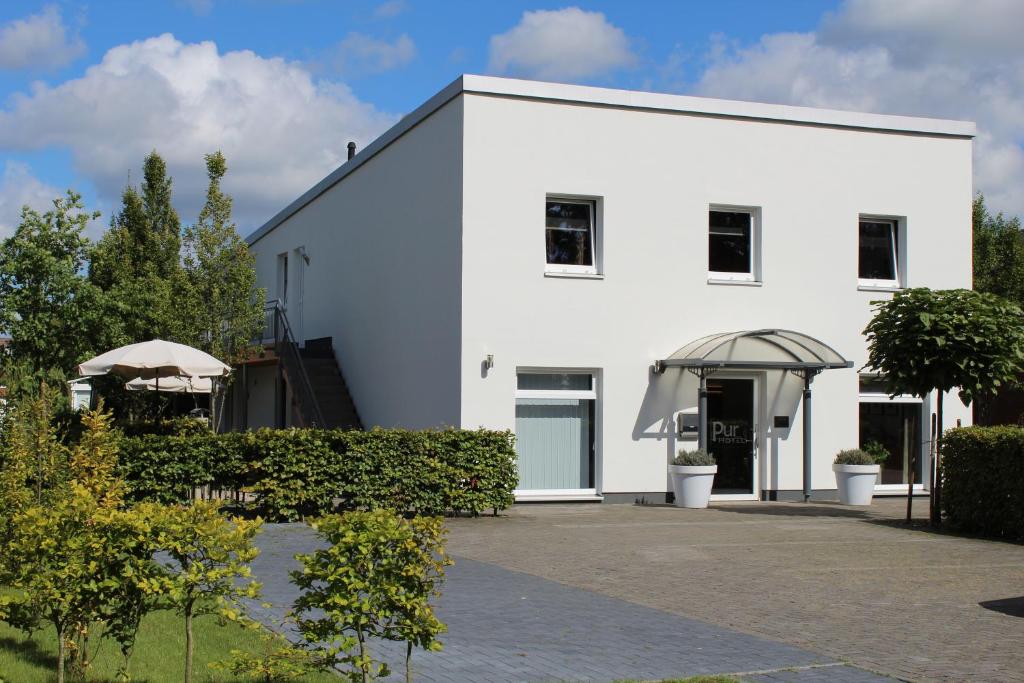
445, 499, 1024, 682
247, 518, 893, 682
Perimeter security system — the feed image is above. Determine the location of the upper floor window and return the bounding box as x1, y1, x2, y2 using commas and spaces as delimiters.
546, 198, 597, 275
859, 218, 901, 288
709, 207, 760, 282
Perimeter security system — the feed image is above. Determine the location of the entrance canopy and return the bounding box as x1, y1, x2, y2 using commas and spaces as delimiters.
654, 329, 852, 374
653, 329, 852, 502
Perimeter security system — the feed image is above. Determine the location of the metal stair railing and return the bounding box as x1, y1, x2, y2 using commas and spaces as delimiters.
265, 299, 326, 428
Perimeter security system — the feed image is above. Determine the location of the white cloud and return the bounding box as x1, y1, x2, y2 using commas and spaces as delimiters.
488, 7, 636, 82
0, 161, 60, 239
0, 34, 398, 234
373, 0, 409, 20
695, 0, 1024, 217
0, 5, 86, 70
325, 32, 416, 77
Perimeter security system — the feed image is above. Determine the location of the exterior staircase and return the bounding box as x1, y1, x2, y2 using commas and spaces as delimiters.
299, 337, 362, 429
262, 300, 362, 430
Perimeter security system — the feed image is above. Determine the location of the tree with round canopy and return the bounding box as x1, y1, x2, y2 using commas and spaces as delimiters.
863, 287, 1024, 524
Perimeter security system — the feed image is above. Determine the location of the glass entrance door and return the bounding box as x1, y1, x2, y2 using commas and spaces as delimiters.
707, 378, 756, 495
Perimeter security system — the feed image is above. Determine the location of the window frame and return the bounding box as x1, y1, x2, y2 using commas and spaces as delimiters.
514, 368, 601, 498
858, 374, 926, 492
858, 216, 905, 290
708, 205, 761, 284
544, 196, 600, 276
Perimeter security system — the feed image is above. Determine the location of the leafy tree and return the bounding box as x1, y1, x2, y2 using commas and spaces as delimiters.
0, 406, 160, 683
90, 151, 183, 347
291, 510, 450, 683
179, 152, 264, 430
140, 151, 183, 280
180, 151, 264, 365
147, 499, 262, 683
973, 193, 1024, 305
0, 192, 108, 385
863, 287, 1024, 523
0, 383, 69, 532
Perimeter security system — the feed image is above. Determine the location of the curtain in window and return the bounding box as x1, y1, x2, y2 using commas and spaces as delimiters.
515, 398, 591, 490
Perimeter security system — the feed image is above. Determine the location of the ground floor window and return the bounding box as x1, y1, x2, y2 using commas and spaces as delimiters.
514, 372, 596, 491
859, 386, 923, 486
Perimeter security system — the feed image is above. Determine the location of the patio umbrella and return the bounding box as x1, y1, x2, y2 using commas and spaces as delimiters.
125, 376, 213, 394
78, 339, 231, 380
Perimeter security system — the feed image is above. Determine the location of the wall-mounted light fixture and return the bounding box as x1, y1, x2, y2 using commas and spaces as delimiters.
484, 354, 494, 370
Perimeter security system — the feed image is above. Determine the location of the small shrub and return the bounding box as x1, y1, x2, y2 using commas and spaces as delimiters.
673, 449, 715, 466
861, 440, 891, 465
292, 510, 449, 682
834, 449, 877, 466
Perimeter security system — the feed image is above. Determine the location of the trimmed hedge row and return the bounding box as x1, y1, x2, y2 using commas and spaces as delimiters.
942, 426, 1024, 542
117, 427, 518, 521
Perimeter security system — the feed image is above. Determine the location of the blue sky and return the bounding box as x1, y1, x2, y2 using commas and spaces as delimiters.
0, 0, 1020, 238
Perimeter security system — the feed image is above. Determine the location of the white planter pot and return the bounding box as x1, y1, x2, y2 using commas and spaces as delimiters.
669, 464, 717, 508
832, 463, 880, 505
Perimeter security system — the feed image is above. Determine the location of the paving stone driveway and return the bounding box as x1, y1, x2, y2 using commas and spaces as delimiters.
445, 499, 1024, 682
247, 520, 893, 682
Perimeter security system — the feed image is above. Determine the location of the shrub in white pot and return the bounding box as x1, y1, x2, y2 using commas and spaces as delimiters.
832, 448, 883, 505
669, 449, 717, 508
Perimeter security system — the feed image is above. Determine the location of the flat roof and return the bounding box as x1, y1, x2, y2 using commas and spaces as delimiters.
247, 74, 976, 246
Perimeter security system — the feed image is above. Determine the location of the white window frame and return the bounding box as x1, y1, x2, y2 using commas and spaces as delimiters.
858, 375, 926, 493
708, 205, 761, 284
514, 369, 601, 500
544, 196, 600, 276
858, 215, 905, 290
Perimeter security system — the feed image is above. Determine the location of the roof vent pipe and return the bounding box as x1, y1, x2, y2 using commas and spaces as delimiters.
347, 141, 356, 160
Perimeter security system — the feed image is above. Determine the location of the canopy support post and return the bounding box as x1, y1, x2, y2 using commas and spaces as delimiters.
698, 370, 709, 452
797, 369, 821, 503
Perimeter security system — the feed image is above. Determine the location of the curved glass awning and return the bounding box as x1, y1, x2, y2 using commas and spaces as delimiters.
654, 329, 853, 373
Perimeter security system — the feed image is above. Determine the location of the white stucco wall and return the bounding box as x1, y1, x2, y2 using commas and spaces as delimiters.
248, 97, 464, 429
458, 92, 973, 496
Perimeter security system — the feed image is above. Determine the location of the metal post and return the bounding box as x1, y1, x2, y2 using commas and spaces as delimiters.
698, 371, 709, 452
274, 306, 283, 429
802, 372, 813, 502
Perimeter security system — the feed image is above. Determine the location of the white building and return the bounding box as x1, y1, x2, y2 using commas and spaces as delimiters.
241, 75, 974, 503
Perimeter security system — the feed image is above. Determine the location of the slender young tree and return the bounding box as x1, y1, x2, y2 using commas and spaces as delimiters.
147, 500, 262, 683
863, 288, 1024, 524
180, 151, 264, 364
141, 151, 182, 280
180, 152, 265, 429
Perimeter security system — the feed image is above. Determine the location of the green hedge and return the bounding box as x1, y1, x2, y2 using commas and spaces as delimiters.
117, 427, 517, 521
942, 426, 1024, 541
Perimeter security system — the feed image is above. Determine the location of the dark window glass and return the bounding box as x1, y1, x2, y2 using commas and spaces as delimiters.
517, 373, 592, 391
859, 402, 922, 485
709, 211, 752, 274
859, 221, 897, 281
859, 375, 889, 395
546, 201, 594, 267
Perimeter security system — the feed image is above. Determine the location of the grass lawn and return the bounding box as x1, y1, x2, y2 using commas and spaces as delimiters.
0, 608, 338, 682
